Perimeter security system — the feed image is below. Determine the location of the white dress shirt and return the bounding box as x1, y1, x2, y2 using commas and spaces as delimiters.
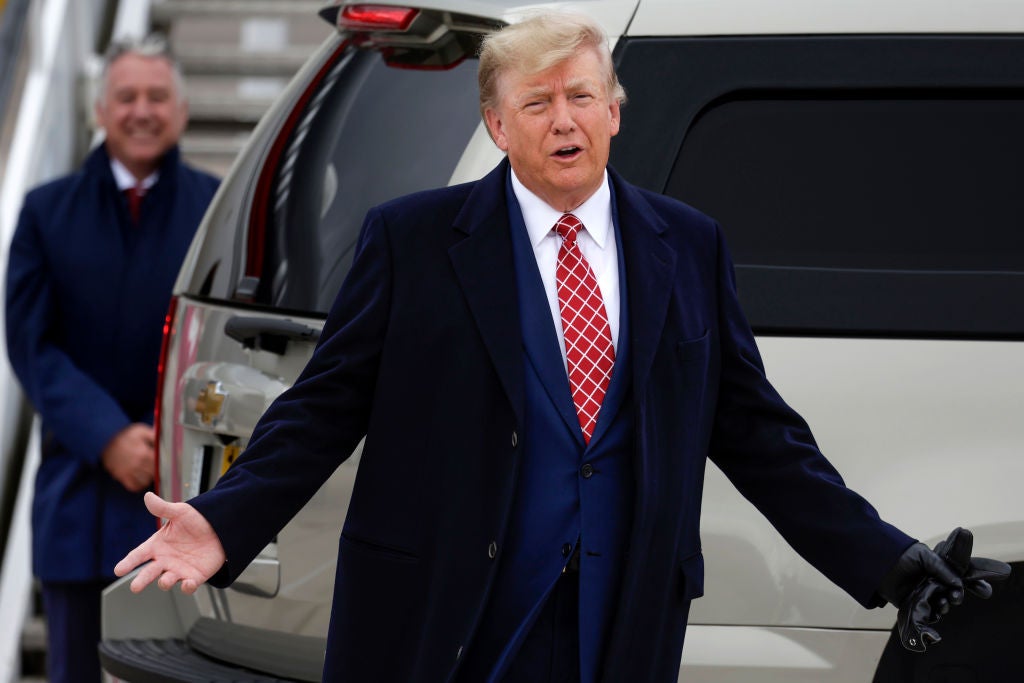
510, 168, 620, 369
110, 157, 159, 192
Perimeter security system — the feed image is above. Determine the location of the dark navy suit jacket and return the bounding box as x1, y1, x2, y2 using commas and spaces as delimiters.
6, 144, 218, 581
193, 159, 914, 682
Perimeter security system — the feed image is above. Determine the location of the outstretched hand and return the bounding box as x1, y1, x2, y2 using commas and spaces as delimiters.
114, 491, 227, 595
879, 528, 1011, 653
932, 528, 1010, 601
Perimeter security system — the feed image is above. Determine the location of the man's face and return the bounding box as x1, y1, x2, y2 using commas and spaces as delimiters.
484, 48, 621, 213
95, 53, 188, 180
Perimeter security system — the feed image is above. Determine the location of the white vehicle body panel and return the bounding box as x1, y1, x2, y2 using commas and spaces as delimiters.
694, 338, 1024, 629
630, 0, 1024, 35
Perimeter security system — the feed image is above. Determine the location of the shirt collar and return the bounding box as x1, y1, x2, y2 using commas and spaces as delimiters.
110, 157, 159, 192
510, 168, 612, 249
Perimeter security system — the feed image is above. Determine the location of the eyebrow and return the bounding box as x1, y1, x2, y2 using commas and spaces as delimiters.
518, 87, 551, 103
516, 77, 601, 104
565, 76, 600, 92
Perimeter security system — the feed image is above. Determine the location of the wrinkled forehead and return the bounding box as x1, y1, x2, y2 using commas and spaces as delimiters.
102, 52, 182, 97
496, 48, 607, 101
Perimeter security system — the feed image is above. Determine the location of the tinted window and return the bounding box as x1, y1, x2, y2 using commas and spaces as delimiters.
611, 36, 1024, 337
255, 48, 480, 314
668, 96, 1024, 273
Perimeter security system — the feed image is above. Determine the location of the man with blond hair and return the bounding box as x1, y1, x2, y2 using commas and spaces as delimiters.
114, 13, 1001, 683
6, 33, 218, 683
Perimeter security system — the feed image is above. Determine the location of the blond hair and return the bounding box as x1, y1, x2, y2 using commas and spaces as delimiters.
478, 11, 626, 119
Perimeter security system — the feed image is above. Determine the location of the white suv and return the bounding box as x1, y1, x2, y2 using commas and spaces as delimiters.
100, 1, 1024, 681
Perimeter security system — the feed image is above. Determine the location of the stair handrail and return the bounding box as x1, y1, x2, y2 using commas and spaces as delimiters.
0, 0, 149, 679
0, 425, 38, 683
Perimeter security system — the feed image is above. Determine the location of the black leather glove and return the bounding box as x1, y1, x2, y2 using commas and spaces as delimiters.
932, 528, 1010, 600
879, 540, 963, 652
878, 527, 1011, 653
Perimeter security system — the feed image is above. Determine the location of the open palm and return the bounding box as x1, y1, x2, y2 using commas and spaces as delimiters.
114, 491, 227, 595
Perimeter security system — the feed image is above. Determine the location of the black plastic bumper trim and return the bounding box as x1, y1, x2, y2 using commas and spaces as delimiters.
99, 638, 297, 683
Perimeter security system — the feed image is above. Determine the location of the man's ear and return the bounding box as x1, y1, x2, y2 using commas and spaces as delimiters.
94, 100, 106, 131
176, 99, 190, 136
483, 108, 509, 152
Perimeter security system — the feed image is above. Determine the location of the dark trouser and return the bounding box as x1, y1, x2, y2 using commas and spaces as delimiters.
502, 571, 581, 683
40, 579, 110, 683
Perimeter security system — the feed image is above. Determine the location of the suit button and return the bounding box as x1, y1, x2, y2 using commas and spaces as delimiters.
562, 543, 572, 557
511, 431, 518, 448
488, 541, 498, 559
580, 463, 594, 479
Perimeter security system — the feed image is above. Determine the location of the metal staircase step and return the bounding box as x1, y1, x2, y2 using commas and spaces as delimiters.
181, 132, 250, 177
153, 0, 325, 21
182, 131, 250, 156
151, 0, 330, 176
188, 94, 276, 124
185, 72, 285, 122
20, 612, 46, 678
178, 46, 312, 77
19, 614, 45, 652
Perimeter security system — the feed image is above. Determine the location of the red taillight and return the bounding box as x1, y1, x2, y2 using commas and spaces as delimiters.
152, 295, 178, 516
339, 4, 419, 31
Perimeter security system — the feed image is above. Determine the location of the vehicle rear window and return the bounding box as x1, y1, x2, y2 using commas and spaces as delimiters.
253, 47, 480, 314
668, 96, 1024, 273
612, 36, 1024, 338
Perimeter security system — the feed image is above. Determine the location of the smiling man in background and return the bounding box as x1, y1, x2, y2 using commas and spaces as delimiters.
5, 34, 218, 683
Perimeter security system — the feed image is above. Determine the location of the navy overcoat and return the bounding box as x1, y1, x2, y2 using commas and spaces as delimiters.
193, 160, 913, 682
6, 144, 218, 581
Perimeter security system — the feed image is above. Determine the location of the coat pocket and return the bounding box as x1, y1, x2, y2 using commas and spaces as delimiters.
326, 534, 422, 679
338, 532, 419, 563
676, 330, 710, 363
678, 549, 705, 601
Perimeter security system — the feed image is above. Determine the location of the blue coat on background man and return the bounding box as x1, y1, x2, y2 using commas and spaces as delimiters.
191, 159, 914, 682
6, 143, 218, 582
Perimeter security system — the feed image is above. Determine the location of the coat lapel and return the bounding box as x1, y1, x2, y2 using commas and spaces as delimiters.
503, 178, 585, 445
448, 161, 525, 426
609, 169, 677, 403
585, 187, 631, 448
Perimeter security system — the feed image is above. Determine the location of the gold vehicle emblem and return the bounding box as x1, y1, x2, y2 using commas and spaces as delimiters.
194, 381, 226, 424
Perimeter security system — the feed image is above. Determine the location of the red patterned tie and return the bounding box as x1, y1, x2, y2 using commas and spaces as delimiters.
554, 213, 615, 444
125, 185, 144, 224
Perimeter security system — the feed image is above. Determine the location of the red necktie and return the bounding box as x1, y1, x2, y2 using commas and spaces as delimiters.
554, 213, 615, 444
125, 185, 144, 224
